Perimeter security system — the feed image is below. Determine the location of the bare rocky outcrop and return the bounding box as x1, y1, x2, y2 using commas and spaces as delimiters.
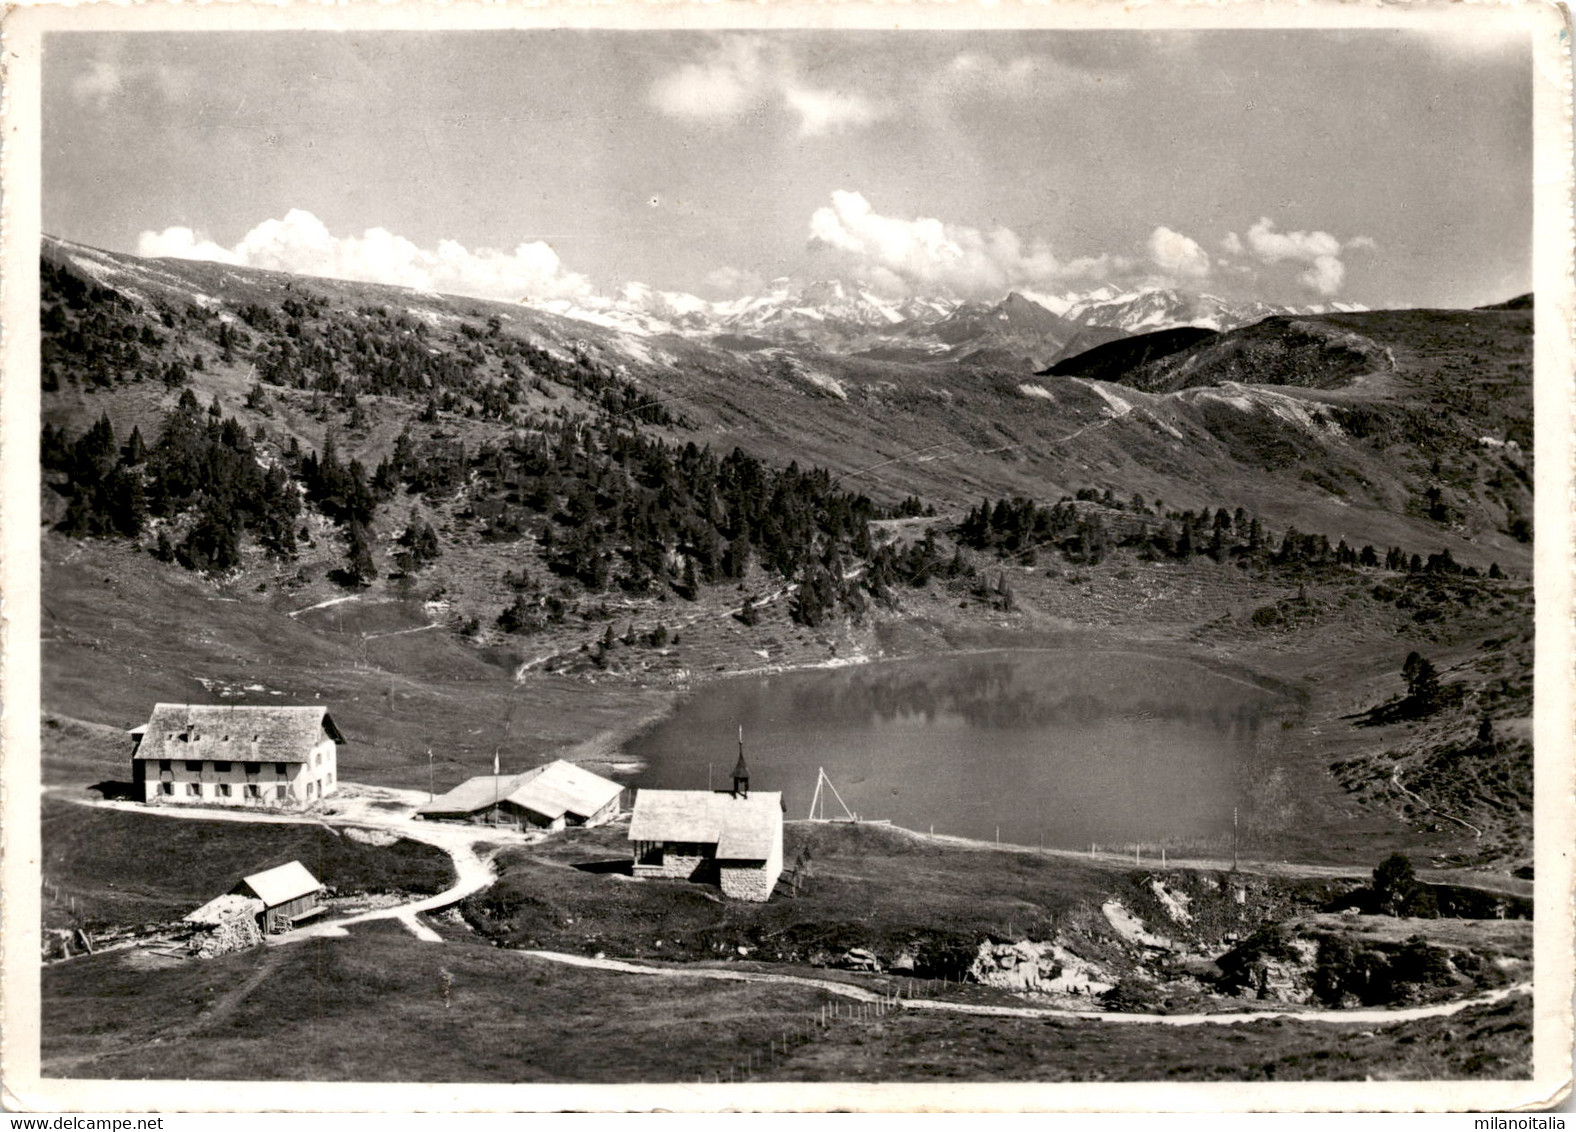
969, 939, 1115, 996
1101, 900, 1175, 950
1215, 931, 1320, 1003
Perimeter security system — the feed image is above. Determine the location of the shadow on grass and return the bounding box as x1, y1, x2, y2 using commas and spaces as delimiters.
571, 859, 633, 876
89, 780, 140, 801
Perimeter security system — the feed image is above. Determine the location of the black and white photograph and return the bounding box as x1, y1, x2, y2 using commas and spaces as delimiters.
1, 2, 1571, 1113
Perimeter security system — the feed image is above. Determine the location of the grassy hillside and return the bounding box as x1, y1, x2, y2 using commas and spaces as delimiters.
766, 994, 1530, 1082
41, 797, 453, 930
42, 920, 1530, 1083
41, 843, 1531, 1082
1045, 325, 1220, 383
43, 922, 837, 1083
41, 236, 1533, 565
35, 236, 1537, 889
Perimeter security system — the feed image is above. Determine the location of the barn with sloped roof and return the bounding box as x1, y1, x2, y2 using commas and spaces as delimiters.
186, 860, 326, 939
416, 759, 624, 830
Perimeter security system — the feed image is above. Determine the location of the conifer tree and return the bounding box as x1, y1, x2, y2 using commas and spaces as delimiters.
343, 519, 376, 587
122, 426, 147, 466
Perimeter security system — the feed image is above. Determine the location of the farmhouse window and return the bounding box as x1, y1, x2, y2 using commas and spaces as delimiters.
276, 785, 289, 801
159, 782, 173, 795
186, 783, 201, 797
158, 759, 171, 773
185, 760, 203, 772
244, 762, 261, 775
275, 762, 289, 776
245, 784, 261, 799
214, 761, 231, 772
218, 784, 232, 797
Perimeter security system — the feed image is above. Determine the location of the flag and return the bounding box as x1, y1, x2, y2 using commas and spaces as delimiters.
493, 750, 500, 776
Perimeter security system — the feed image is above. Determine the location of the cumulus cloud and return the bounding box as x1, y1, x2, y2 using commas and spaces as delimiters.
937, 51, 1129, 100
138, 226, 242, 266
1244, 217, 1343, 266
807, 190, 1117, 298
649, 37, 771, 122
704, 265, 766, 297
649, 37, 886, 137
67, 43, 194, 110
1148, 226, 1211, 280
1220, 231, 1245, 257
1225, 217, 1373, 297
1299, 255, 1346, 297
70, 57, 123, 107
782, 85, 883, 136
137, 209, 592, 303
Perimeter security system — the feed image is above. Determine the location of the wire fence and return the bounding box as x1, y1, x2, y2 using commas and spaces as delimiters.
697, 986, 906, 1084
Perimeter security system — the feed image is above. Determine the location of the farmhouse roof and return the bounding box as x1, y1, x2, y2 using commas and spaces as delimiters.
417, 774, 523, 817
508, 760, 624, 821
417, 760, 623, 821
627, 789, 782, 861
133, 704, 344, 763
237, 860, 322, 908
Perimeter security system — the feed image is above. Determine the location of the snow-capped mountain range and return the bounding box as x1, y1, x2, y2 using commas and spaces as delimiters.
523, 278, 1367, 369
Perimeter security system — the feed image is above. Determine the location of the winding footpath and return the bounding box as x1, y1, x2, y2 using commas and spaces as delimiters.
56, 786, 1530, 1030
54, 784, 512, 943
513, 949, 1531, 1028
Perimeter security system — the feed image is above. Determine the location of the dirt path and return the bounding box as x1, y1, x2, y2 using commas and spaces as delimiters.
889, 823, 1529, 898
43, 948, 291, 1075
56, 789, 1529, 1034
1390, 766, 1485, 840
512, 949, 1531, 1028
286, 593, 361, 618
286, 832, 492, 943
53, 786, 514, 941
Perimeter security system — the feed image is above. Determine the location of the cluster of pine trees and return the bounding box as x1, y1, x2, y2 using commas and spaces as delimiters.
247, 294, 680, 430
958, 489, 1504, 582
39, 252, 924, 626
41, 258, 171, 392
43, 392, 301, 571
445, 414, 885, 629
43, 251, 678, 446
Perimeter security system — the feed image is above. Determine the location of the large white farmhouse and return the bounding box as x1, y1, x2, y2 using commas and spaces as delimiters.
131, 704, 342, 807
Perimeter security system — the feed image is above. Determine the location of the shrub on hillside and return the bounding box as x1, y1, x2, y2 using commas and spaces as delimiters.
1371, 853, 1438, 918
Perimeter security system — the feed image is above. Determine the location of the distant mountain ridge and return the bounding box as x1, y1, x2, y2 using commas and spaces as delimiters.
574, 278, 1368, 372
37, 231, 1535, 591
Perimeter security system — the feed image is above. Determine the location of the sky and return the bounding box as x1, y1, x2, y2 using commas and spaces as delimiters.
42, 29, 1533, 310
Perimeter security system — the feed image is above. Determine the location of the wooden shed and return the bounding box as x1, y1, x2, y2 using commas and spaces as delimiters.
233, 861, 326, 934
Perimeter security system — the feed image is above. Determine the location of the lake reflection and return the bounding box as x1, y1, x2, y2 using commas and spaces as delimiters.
624, 650, 1283, 849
